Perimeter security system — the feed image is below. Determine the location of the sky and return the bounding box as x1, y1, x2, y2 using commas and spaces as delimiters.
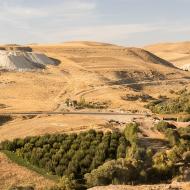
0, 0, 190, 46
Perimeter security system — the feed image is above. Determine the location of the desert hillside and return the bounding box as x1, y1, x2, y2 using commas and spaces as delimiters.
0, 41, 189, 145
145, 41, 190, 70
0, 41, 189, 113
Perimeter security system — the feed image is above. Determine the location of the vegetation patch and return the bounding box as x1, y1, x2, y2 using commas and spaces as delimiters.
1, 123, 190, 189
65, 98, 109, 109
145, 89, 190, 114
122, 93, 154, 102
0, 130, 128, 189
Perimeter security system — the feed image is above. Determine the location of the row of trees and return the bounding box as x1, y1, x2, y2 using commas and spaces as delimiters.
2, 122, 190, 189
1, 129, 129, 181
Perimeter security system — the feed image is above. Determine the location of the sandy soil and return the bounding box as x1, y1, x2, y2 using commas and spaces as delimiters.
0, 114, 149, 142
88, 183, 190, 190
0, 152, 55, 190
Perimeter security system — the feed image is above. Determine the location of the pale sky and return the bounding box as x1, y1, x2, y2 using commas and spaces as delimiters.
0, 0, 190, 46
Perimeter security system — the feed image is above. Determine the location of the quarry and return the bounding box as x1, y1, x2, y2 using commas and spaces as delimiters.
0, 48, 55, 71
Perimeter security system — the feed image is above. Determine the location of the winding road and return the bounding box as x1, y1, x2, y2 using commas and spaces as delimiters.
75, 77, 190, 97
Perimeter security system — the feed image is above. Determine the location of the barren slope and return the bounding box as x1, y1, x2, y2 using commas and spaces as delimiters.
145, 41, 190, 69
0, 41, 189, 113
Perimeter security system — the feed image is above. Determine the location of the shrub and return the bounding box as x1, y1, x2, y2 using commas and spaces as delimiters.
49, 176, 78, 190
1, 140, 16, 151
164, 128, 180, 146
85, 159, 138, 187
145, 90, 190, 114
152, 151, 175, 181
155, 121, 176, 133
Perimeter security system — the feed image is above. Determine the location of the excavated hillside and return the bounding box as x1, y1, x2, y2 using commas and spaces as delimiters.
0, 49, 55, 71
145, 41, 190, 71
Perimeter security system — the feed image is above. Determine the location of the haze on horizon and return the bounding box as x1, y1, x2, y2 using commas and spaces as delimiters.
0, 0, 190, 46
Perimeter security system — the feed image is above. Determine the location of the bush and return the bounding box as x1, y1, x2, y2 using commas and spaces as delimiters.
155, 121, 179, 146
152, 151, 174, 181
49, 176, 78, 190
85, 159, 138, 187
164, 128, 180, 146
155, 121, 176, 133
145, 90, 190, 114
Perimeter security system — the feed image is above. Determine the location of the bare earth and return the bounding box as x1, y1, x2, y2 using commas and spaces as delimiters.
0, 41, 189, 113
88, 183, 190, 190
145, 41, 190, 68
0, 152, 55, 190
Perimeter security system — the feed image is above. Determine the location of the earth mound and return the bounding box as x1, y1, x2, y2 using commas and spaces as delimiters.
0, 50, 55, 71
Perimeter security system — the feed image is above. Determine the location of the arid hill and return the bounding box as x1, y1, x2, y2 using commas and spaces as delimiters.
145, 41, 190, 70
0, 41, 189, 113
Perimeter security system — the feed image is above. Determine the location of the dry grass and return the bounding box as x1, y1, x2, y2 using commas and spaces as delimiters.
0, 152, 55, 190
0, 41, 189, 114
145, 41, 190, 67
